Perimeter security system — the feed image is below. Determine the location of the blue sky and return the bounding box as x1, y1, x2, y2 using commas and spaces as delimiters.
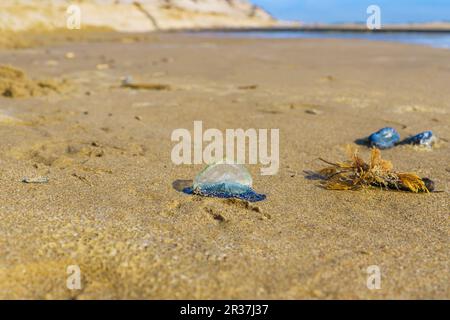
252, 0, 450, 24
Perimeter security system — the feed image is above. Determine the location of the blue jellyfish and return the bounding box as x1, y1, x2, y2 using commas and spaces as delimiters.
368, 127, 400, 149
402, 130, 434, 147
183, 161, 266, 202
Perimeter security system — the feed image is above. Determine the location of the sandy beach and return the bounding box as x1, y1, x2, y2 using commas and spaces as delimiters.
0, 32, 449, 299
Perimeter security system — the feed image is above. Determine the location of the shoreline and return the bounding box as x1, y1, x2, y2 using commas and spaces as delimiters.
178, 25, 450, 33
2, 29, 449, 53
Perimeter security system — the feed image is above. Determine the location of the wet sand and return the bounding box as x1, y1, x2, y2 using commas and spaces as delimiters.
0, 34, 448, 299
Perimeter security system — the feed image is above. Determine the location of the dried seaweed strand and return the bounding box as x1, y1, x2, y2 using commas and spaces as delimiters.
318, 146, 430, 193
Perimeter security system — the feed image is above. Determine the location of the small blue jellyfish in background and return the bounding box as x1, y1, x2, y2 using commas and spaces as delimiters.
358, 127, 436, 149
183, 161, 266, 202
402, 130, 434, 147
368, 127, 400, 149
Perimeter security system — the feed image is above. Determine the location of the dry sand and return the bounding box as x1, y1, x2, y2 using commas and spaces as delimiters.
0, 33, 448, 299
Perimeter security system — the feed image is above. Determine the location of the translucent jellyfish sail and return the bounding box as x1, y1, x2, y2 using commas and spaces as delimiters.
183, 161, 266, 202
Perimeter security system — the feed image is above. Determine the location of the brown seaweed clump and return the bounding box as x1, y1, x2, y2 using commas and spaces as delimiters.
318, 146, 433, 193
0, 65, 68, 98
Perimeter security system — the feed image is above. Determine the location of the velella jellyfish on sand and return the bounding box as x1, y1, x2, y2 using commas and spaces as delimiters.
361, 127, 436, 149
183, 160, 266, 202
401, 130, 435, 147
367, 127, 400, 149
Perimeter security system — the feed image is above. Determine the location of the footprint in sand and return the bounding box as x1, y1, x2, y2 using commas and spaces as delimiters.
164, 188, 269, 222
203, 207, 227, 223
202, 199, 269, 222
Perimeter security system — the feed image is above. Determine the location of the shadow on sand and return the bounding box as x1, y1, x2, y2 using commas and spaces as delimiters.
172, 179, 193, 194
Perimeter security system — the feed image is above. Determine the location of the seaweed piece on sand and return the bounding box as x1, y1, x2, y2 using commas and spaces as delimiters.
318, 146, 434, 193
120, 76, 171, 91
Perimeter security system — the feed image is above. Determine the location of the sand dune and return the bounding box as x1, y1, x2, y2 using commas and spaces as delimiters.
0, 0, 275, 33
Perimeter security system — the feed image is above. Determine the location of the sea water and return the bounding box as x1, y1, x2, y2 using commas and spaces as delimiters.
190, 30, 450, 49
